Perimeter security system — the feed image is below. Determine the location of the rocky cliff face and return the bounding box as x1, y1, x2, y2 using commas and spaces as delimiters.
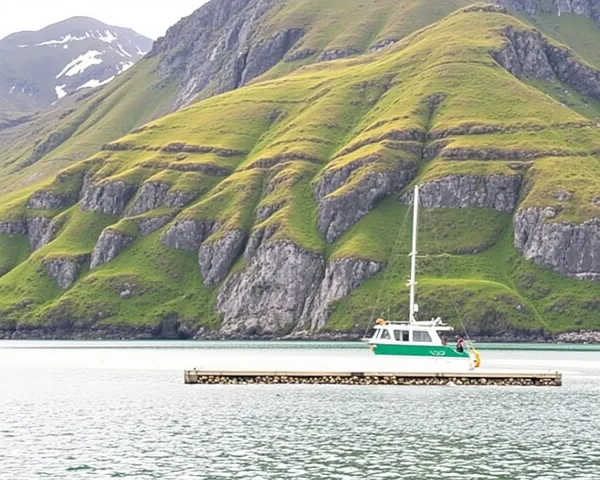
216, 240, 326, 335
215, 221, 384, 335
161, 219, 218, 251
44, 255, 87, 289
0, 216, 60, 252
198, 230, 247, 286
81, 181, 138, 215
403, 174, 522, 212
515, 207, 600, 280
493, 25, 600, 100
315, 157, 417, 243
495, 0, 600, 23
304, 258, 381, 331
90, 229, 134, 269
149, 0, 304, 109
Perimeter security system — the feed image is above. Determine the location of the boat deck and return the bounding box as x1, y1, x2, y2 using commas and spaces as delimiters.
184, 369, 562, 387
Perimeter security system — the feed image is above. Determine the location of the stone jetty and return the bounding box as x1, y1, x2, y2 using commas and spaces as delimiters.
184, 370, 562, 387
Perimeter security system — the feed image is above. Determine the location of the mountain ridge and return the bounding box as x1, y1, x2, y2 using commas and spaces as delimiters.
0, 16, 152, 117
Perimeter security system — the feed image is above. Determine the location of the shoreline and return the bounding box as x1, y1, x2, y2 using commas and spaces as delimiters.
1, 326, 600, 344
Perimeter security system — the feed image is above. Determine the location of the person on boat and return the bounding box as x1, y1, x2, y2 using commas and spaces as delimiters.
456, 336, 465, 353
441, 336, 448, 346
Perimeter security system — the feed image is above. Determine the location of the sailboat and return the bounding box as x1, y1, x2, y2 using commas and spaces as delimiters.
366, 185, 481, 370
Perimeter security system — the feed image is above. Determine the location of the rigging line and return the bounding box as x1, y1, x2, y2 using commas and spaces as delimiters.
424, 204, 474, 345
362, 203, 412, 340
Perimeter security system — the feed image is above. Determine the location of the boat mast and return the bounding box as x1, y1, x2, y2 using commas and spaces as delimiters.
409, 185, 419, 323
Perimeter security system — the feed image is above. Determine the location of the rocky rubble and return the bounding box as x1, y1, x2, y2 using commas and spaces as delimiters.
402, 174, 522, 212
514, 207, 600, 280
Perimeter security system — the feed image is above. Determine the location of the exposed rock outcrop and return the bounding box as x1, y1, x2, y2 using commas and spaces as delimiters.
43, 255, 87, 289
27, 191, 76, 210
402, 174, 522, 212
494, 0, 600, 24
0, 220, 27, 236
0, 216, 61, 251
161, 219, 218, 251
493, 25, 600, 100
164, 190, 198, 209
125, 182, 171, 217
515, 207, 600, 280
81, 181, 138, 215
149, 0, 303, 109
90, 229, 134, 269
137, 215, 175, 236
217, 241, 325, 335
318, 48, 359, 62
198, 230, 247, 286
316, 158, 417, 243
26, 216, 53, 251
304, 258, 381, 330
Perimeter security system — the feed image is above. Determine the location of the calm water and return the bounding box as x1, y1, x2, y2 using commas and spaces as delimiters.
1, 341, 600, 479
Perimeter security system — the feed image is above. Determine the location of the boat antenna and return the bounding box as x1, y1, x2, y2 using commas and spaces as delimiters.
408, 184, 419, 324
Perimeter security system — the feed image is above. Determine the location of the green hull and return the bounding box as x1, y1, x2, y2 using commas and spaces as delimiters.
372, 343, 469, 358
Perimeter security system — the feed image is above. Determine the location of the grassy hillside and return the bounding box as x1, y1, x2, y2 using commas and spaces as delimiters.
0, 0, 479, 197
0, 3, 599, 338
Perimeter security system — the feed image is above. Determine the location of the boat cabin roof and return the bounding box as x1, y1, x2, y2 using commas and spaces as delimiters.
374, 318, 454, 332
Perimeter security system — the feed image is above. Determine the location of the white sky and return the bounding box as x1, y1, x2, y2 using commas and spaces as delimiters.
0, 0, 210, 40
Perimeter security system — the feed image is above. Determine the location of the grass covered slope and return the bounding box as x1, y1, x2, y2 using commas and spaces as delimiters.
0, 4, 599, 338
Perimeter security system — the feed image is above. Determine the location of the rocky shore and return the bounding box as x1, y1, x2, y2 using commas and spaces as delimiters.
1, 326, 599, 344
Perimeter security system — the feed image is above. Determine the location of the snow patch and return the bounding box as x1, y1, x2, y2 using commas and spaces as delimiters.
98, 30, 118, 43
63, 45, 68, 49
118, 61, 134, 73
116, 43, 132, 58
17, 44, 28, 48
56, 50, 103, 78
55, 84, 67, 99
135, 45, 147, 56
9, 85, 15, 94
77, 76, 115, 90
37, 34, 87, 46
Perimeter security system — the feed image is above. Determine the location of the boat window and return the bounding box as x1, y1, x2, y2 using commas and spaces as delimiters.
393, 330, 409, 341
413, 330, 432, 342
381, 330, 391, 340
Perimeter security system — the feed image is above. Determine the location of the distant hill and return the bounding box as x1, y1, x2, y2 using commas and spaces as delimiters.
0, 16, 152, 117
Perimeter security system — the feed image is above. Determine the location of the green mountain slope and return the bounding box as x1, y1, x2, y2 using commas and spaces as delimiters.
1, 2, 600, 339
0, 0, 479, 196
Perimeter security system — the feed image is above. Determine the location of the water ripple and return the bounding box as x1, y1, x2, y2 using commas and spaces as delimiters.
1, 347, 600, 479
